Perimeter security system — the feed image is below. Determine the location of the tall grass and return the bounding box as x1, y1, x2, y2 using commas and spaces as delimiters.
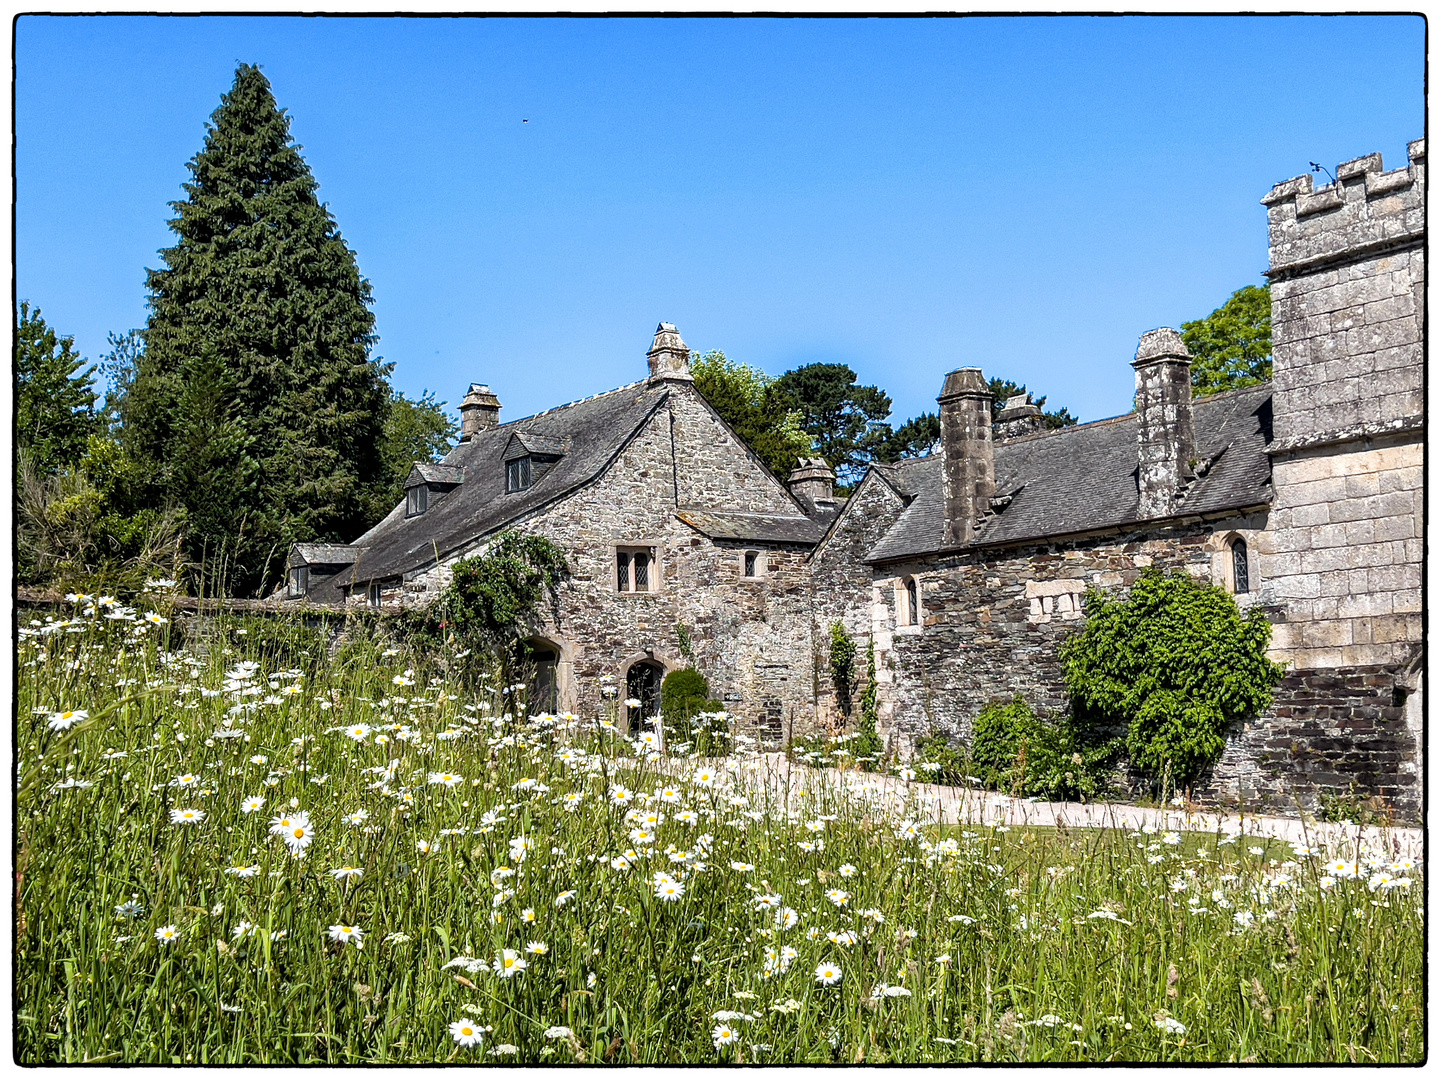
15, 599, 1424, 1063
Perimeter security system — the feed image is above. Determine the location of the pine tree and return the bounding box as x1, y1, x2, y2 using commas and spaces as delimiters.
126, 63, 391, 593
15, 301, 99, 480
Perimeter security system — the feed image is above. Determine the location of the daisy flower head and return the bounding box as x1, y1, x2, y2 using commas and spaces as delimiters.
654, 876, 686, 902
48, 709, 89, 733
268, 810, 309, 836
449, 1018, 486, 1048
344, 724, 371, 742
525, 940, 549, 955
329, 866, 363, 881
554, 889, 578, 908
815, 962, 843, 986
730, 861, 755, 872
327, 923, 365, 949
344, 809, 369, 827
825, 888, 851, 908
492, 949, 528, 978
170, 774, 201, 789
428, 771, 463, 788
115, 899, 144, 919
609, 785, 635, 807
154, 924, 180, 945
144, 612, 168, 626
521, 908, 537, 923
692, 767, 717, 787
713, 1023, 740, 1049
240, 795, 265, 814
169, 807, 205, 825
837, 863, 858, 878
225, 864, 261, 878
283, 822, 316, 854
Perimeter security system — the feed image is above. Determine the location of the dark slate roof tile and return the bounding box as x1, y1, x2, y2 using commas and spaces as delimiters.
676, 510, 826, 545
865, 385, 1273, 563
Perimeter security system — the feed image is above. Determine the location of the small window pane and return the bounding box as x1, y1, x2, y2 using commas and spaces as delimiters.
369, 583, 381, 608
744, 551, 757, 577
1232, 539, 1250, 593
508, 458, 531, 493
906, 578, 919, 625
617, 551, 631, 592
634, 551, 650, 591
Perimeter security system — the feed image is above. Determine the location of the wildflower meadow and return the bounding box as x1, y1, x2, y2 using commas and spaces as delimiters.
15, 598, 1424, 1063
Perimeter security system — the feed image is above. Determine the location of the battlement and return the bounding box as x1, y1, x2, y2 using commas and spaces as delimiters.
1264, 139, 1425, 279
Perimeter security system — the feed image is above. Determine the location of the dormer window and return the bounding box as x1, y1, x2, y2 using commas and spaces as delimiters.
403, 463, 462, 517
507, 457, 532, 493
289, 565, 309, 597
406, 485, 429, 517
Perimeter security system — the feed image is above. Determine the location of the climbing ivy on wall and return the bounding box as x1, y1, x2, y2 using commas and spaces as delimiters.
1060, 567, 1284, 789
828, 621, 856, 717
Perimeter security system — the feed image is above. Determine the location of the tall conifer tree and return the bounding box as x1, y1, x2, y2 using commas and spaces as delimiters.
126, 63, 390, 593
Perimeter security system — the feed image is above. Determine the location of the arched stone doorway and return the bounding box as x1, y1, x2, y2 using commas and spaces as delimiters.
625, 659, 665, 733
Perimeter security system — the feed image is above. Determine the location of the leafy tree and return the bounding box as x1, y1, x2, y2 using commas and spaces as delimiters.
97, 329, 145, 432
769, 363, 892, 486
15, 302, 100, 480
441, 532, 571, 691
124, 63, 392, 594
876, 411, 941, 462
1060, 568, 1284, 789
1181, 284, 1273, 395
370, 389, 459, 520
690, 350, 812, 480
988, 377, 1077, 429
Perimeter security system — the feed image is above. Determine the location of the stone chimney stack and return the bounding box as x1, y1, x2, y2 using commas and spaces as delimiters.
788, 457, 836, 505
938, 367, 996, 547
458, 383, 502, 441
647, 322, 693, 383
993, 393, 1046, 440
1131, 328, 1196, 519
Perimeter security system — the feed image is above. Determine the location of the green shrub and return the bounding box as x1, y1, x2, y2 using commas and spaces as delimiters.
660, 668, 727, 755
1060, 567, 1284, 789
912, 732, 969, 786
971, 698, 1120, 802
828, 622, 856, 717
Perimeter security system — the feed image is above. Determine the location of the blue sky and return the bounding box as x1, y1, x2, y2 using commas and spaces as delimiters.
15, 15, 1425, 431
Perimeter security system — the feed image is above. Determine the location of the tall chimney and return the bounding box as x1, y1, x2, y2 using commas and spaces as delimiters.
788, 457, 836, 505
993, 392, 1046, 440
647, 322, 693, 383
459, 383, 502, 441
938, 367, 995, 547
1132, 328, 1196, 519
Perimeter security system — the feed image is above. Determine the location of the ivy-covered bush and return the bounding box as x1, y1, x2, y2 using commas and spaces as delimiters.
1060, 567, 1284, 789
660, 668, 727, 756
828, 622, 856, 717
971, 697, 1120, 801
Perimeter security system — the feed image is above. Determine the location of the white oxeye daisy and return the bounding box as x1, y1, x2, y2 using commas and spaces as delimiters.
155, 925, 180, 945
283, 824, 315, 853
493, 949, 527, 978
825, 888, 851, 908
327, 923, 365, 948
144, 612, 168, 625
329, 866, 363, 881
225, 864, 260, 878
712, 1024, 739, 1048
344, 809, 369, 826
241, 796, 265, 814
428, 772, 463, 787
520, 908, 537, 923
169, 808, 205, 825
345, 724, 371, 741
837, 863, 858, 877
449, 1018, 485, 1048
655, 878, 686, 902
525, 941, 548, 955
554, 890, 577, 908
48, 709, 89, 732
815, 962, 843, 986
416, 839, 433, 854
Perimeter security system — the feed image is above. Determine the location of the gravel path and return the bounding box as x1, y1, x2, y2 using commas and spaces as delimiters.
701, 753, 1423, 861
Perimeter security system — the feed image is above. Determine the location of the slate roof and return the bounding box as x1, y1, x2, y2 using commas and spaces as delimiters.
318, 380, 670, 598
864, 384, 1273, 564
505, 431, 570, 459
676, 509, 827, 545
290, 543, 358, 567
407, 463, 465, 486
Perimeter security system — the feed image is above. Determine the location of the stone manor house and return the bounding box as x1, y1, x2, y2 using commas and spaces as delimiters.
288, 141, 1424, 818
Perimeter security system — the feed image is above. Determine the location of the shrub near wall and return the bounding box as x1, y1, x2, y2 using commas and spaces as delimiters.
970, 699, 1120, 802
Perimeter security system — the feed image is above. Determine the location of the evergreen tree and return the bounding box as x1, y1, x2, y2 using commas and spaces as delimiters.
988, 377, 1077, 429
125, 63, 391, 593
15, 301, 99, 480
769, 363, 892, 486
370, 389, 458, 519
1181, 284, 1272, 396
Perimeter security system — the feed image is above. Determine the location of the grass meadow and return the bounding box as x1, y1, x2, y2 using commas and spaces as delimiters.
14, 598, 1425, 1064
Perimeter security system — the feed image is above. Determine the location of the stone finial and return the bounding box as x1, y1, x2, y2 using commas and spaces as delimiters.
994, 391, 1046, 441
788, 457, 836, 505
937, 367, 995, 547
459, 383, 502, 441
1132, 329, 1195, 519
647, 322, 693, 383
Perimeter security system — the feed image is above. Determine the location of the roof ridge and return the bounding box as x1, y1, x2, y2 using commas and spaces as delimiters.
996, 379, 1273, 446
498, 378, 651, 427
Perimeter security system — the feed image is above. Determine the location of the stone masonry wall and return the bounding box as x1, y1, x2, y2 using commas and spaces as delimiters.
400, 384, 818, 742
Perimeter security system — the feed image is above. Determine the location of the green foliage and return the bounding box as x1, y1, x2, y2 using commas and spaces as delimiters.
850, 640, 884, 768
828, 622, 857, 716
660, 668, 727, 755
770, 363, 893, 487
370, 389, 458, 521
1061, 568, 1285, 788
988, 377, 1078, 429
690, 350, 813, 480
674, 621, 695, 661
1182, 285, 1273, 396
912, 732, 969, 787
876, 411, 941, 461
15, 301, 100, 480
971, 698, 1120, 801
123, 63, 392, 595
441, 532, 570, 686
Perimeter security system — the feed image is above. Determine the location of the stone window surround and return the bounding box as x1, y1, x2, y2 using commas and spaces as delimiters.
740, 548, 766, 579
892, 574, 923, 635
612, 541, 664, 595
1212, 529, 1260, 596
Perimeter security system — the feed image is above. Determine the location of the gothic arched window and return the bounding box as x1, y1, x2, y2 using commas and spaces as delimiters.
1231, 537, 1251, 594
